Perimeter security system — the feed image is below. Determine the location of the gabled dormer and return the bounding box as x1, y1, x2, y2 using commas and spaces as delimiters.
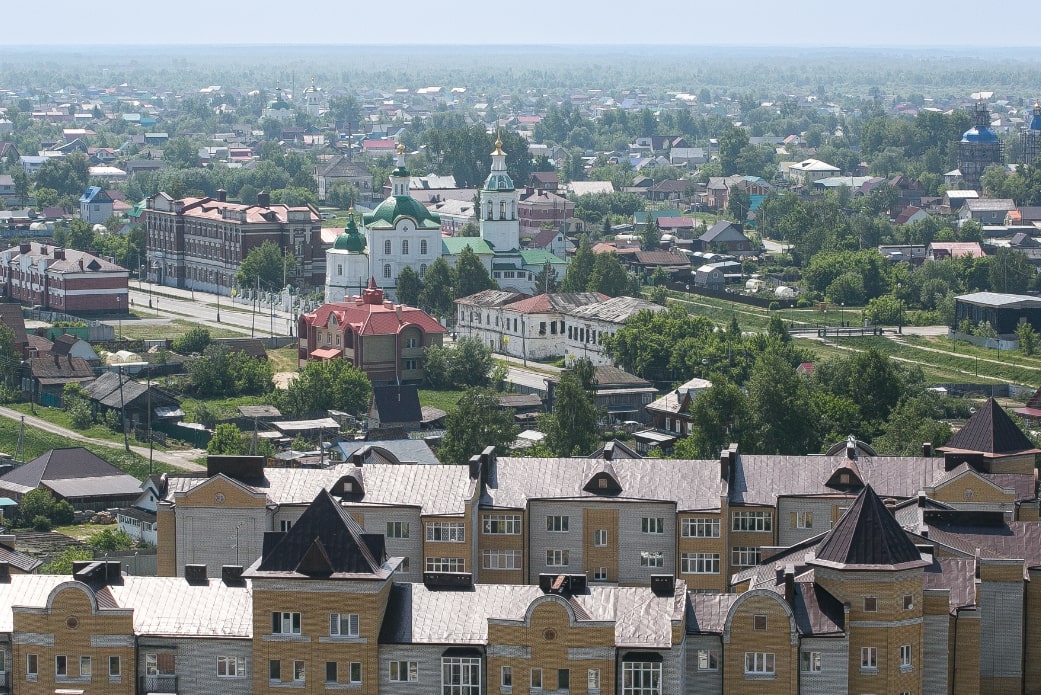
583, 462, 622, 495
825, 458, 864, 491
331, 468, 365, 500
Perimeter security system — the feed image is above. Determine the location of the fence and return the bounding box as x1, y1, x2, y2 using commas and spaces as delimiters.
665, 281, 798, 310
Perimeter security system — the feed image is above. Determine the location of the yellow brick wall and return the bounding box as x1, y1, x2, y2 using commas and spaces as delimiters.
952, 613, 980, 695
723, 594, 797, 695
1026, 569, 1041, 695
931, 476, 1014, 506
476, 510, 525, 584
156, 505, 176, 577
676, 514, 725, 593
177, 477, 266, 508
582, 508, 618, 583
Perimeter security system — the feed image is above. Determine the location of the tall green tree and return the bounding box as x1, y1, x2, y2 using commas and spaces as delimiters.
588, 251, 632, 297
539, 358, 601, 456
533, 261, 559, 293
397, 265, 422, 307
236, 240, 298, 290
988, 247, 1033, 294
561, 234, 594, 292
673, 382, 751, 459
454, 245, 497, 298
418, 257, 457, 321
274, 358, 371, 417
746, 351, 818, 454
439, 388, 518, 465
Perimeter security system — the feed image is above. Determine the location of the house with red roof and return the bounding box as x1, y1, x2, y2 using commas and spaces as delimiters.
0, 242, 128, 313
297, 279, 446, 384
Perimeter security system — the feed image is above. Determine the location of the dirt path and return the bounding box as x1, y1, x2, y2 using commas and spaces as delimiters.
0, 405, 205, 472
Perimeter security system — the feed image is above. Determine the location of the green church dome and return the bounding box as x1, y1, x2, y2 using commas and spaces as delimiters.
334, 211, 366, 252
364, 196, 442, 230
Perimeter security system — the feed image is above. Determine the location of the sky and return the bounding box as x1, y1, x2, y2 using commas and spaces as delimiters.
7, 0, 1041, 48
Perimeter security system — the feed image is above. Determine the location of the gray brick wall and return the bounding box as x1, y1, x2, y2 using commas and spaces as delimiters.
797, 636, 848, 695
776, 498, 837, 546
922, 612, 949, 693
138, 637, 252, 695
175, 507, 266, 576
527, 501, 585, 582
616, 502, 675, 584
684, 636, 723, 695
979, 581, 1023, 677
358, 508, 424, 583
379, 644, 448, 695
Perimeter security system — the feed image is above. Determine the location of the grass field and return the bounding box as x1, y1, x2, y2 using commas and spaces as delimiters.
117, 317, 248, 341
3, 403, 173, 451
418, 389, 464, 415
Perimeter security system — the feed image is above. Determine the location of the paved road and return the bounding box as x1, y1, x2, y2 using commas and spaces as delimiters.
0, 405, 206, 472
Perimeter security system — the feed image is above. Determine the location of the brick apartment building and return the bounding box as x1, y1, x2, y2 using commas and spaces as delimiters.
0, 242, 127, 313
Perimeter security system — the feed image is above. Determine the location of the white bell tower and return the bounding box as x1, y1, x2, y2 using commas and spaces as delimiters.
479, 135, 519, 252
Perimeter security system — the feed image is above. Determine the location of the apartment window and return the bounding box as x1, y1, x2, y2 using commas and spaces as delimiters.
272, 611, 301, 634
900, 644, 913, 671
861, 647, 877, 671
697, 650, 719, 671
539, 322, 546, 335
483, 514, 522, 535
217, 656, 245, 677
337, 264, 343, 276
442, 657, 481, 695
681, 518, 720, 538
864, 596, 878, 612
402, 240, 409, 255
326, 662, 338, 683
731, 547, 761, 566
80, 656, 91, 678
327, 613, 361, 638
420, 264, 427, 277
732, 510, 772, 532
426, 557, 465, 572
587, 669, 600, 691
387, 521, 410, 538
146, 653, 174, 676
530, 668, 543, 689
681, 553, 720, 574
547, 549, 570, 566
109, 656, 120, 677
753, 614, 768, 631
269, 660, 281, 681
744, 652, 775, 675
594, 567, 608, 581
558, 669, 570, 691
56, 655, 68, 677
482, 549, 522, 570
405, 359, 418, 371
405, 336, 419, 348
26, 654, 37, 679
388, 660, 419, 683
903, 594, 914, 610
294, 660, 306, 682
279, 519, 293, 532
546, 515, 569, 532
426, 522, 465, 542
641, 517, 664, 534
501, 666, 512, 689
790, 511, 813, 529
384, 240, 392, 255
421, 240, 428, 255
383, 263, 392, 279
349, 662, 362, 683
594, 529, 608, 546
639, 551, 664, 568
621, 661, 661, 695
801, 651, 822, 673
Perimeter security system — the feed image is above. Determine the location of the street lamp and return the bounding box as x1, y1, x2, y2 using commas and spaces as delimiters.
840, 302, 845, 329
116, 295, 122, 342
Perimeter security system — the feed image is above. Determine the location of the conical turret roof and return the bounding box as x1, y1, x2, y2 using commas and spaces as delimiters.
940, 397, 1039, 457
812, 485, 928, 571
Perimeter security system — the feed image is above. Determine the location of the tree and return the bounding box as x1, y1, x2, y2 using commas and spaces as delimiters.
438, 388, 518, 465
418, 257, 456, 321
163, 138, 199, 169
988, 247, 1033, 294
88, 528, 135, 551
588, 252, 632, 297
236, 240, 298, 290
423, 337, 494, 389
539, 358, 601, 456
640, 219, 661, 251
397, 265, 422, 307
727, 186, 752, 222
455, 245, 496, 298
207, 423, 250, 455
1017, 322, 1039, 356
561, 235, 594, 292
533, 261, 559, 293
872, 393, 952, 456
673, 382, 751, 459
275, 358, 371, 417
719, 125, 750, 175
18, 488, 56, 525
864, 295, 906, 327
746, 351, 819, 454
171, 327, 211, 354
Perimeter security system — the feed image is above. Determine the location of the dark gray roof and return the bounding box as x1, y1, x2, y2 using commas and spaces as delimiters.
699, 220, 749, 244
83, 371, 179, 410
372, 385, 423, 423
337, 440, 440, 466
686, 592, 737, 634
940, 398, 1038, 456
0, 448, 142, 499
813, 486, 930, 571
923, 557, 977, 614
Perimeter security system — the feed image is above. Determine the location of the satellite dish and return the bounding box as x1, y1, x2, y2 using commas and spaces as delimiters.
969, 407, 977, 414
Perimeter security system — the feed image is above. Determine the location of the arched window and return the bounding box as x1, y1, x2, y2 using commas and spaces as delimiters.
383, 264, 391, 279
500, 201, 506, 219
420, 239, 428, 255
402, 240, 409, 255
486, 201, 493, 220
420, 264, 427, 277
384, 240, 392, 255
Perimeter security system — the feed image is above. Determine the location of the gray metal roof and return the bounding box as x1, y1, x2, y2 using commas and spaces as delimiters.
955, 291, 1041, 309
565, 296, 664, 324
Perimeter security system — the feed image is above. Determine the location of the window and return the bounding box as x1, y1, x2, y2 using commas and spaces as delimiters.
405, 336, 419, 348
501, 666, 512, 689
744, 652, 775, 675
426, 522, 465, 542
387, 521, 410, 538
56, 655, 68, 677
641, 517, 664, 534
681, 553, 720, 574
731, 547, 761, 566
483, 549, 522, 569
546, 515, 569, 532
402, 240, 409, 255
442, 657, 481, 695
269, 660, 281, 681
530, 668, 543, 689
864, 596, 878, 612
587, 669, 600, 691
539, 322, 546, 335
26, 654, 37, 678
293, 660, 306, 682
421, 240, 428, 255
547, 549, 570, 566
753, 614, 768, 631
326, 662, 338, 683
483, 514, 522, 535
903, 594, 914, 610
272, 611, 301, 634
330, 613, 360, 637
145, 653, 174, 676
697, 650, 719, 671
622, 661, 661, 695
217, 656, 245, 677
383, 263, 392, 279
594, 567, 608, 581
384, 240, 392, 255
681, 518, 720, 538
732, 511, 772, 532
350, 662, 362, 683
405, 359, 418, 371
420, 264, 428, 277
109, 656, 120, 677
594, 529, 608, 546
900, 644, 912, 671
390, 661, 419, 682
801, 651, 822, 673
861, 647, 877, 671
80, 656, 91, 677
640, 551, 663, 568
279, 519, 293, 532
426, 557, 465, 572
790, 511, 813, 529
558, 669, 570, 691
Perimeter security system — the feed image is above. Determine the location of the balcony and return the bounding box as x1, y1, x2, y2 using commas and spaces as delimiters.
139, 673, 178, 693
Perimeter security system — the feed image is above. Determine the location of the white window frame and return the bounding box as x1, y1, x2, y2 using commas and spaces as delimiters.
426, 557, 465, 572
387, 521, 410, 538
861, 646, 877, 671
593, 567, 608, 581
744, 652, 775, 675
681, 552, 720, 574
732, 510, 772, 532
587, 668, 600, 691
26, 653, 37, 678
641, 517, 664, 534
900, 644, 912, 671
80, 655, 91, 678
442, 657, 481, 695
697, 650, 719, 671
293, 660, 306, 683
329, 613, 360, 637
681, 518, 720, 538
640, 551, 664, 568
501, 665, 512, 689
791, 511, 813, 529
108, 655, 120, 677
482, 549, 522, 570
731, 547, 761, 567
55, 655, 68, 677
426, 522, 465, 542
547, 515, 569, 532
801, 651, 822, 673
349, 662, 362, 684
594, 529, 608, 546
482, 514, 522, 535
547, 549, 570, 567
217, 655, 246, 678
530, 667, 543, 690
272, 611, 301, 635
621, 661, 661, 695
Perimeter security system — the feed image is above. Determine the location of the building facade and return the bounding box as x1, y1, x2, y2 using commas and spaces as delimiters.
0, 242, 127, 313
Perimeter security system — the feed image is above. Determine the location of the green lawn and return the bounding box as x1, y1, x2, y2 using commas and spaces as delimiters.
117, 318, 249, 341
4, 402, 172, 451
418, 389, 465, 415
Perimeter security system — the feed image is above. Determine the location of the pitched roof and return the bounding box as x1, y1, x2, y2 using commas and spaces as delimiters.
503, 293, 606, 315
371, 384, 423, 423
812, 486, 929, 571
0, 447, 140, 498
939, 398, 1038, 457
699, 220, 749, 243
302, 294, 446, 337
249, 490, 390, 579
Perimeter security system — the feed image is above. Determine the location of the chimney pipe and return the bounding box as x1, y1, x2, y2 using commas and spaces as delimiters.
216, 188, 227, 202
922, 442, 932, 457
783, 564, 796, 607
257, 191, 270, 208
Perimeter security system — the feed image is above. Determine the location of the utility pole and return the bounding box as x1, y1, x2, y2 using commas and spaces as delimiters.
147, 372, 153, 475
15, 416, 25, 464
118, 366, 129, 452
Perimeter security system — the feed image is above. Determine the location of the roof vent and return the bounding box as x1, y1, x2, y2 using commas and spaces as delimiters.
538, 573, 587, 595
422, 572, 473, 589
184, 563, 208, 585
221, 565, 244, 584
650, 574, 675, 596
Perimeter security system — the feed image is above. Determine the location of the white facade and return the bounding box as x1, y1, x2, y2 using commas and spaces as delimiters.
562, 296, 665, 366
325, 247, 372, 303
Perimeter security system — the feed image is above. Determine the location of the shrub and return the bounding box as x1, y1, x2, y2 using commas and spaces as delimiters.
32, 515, 51, 532
171, 327, 211, 354
52, 500, 75, 526
68, 400, 93, 429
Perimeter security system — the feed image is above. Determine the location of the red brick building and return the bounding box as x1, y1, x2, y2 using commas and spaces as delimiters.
0, 242, 127, 314
518, 188, 575, 240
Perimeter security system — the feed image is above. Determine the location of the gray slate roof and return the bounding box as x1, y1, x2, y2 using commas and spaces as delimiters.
0, 448, 142, 498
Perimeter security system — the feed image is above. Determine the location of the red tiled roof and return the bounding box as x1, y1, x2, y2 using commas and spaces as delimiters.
302, 299, 446, 337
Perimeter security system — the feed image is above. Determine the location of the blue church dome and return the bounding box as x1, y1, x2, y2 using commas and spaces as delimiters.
961, 126, 999, 144
1030, 115, 1041, 131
